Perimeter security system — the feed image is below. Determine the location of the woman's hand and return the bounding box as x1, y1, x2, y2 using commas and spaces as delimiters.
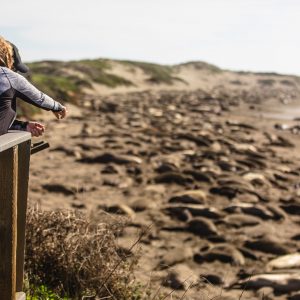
26, 121, 45, 137
53, 106, 68, 120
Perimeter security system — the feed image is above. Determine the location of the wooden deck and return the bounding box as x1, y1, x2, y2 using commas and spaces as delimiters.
0, 131, 31, 152
0, 132, 31, 300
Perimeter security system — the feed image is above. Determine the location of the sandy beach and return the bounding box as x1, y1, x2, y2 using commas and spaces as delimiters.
25, 62, 300, 299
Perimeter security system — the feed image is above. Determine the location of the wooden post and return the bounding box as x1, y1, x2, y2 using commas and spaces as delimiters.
16, 140, 31, 292
0, 132, 31, 300
0, 147, 18, 300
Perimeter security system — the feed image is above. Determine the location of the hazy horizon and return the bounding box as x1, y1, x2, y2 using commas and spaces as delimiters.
3, 0, 300, 76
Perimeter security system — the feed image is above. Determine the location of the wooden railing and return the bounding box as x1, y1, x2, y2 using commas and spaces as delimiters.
0, 131, 31, 300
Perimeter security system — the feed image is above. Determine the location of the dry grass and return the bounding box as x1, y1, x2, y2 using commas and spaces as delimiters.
24, 207, 229, 300
25, 207, 142, 299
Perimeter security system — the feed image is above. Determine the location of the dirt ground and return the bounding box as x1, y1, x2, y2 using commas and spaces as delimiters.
27, 82, 300, 299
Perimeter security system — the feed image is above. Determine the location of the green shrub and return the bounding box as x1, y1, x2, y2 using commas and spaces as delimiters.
76, 59, 111, 71
72, 60, 133, 87
25, 284, 68, 300
120, 60, 184, 84
31, 74, 79, 103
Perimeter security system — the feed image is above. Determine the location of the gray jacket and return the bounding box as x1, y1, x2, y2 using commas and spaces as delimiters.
0, 67, 64, 130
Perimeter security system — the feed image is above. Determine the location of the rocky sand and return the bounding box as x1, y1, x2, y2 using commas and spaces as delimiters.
28, 86, 300, 299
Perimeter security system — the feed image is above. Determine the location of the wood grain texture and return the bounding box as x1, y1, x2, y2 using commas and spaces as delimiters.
16, 141, 31, 292
0, 146, 18, 300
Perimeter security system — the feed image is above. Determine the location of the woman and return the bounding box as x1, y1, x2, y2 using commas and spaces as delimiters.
0, 36, 67, 136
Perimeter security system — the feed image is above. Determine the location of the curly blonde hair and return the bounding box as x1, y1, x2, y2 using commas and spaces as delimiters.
0, 36, 14, 69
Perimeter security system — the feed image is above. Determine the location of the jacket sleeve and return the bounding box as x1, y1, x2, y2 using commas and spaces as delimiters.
9, 119, 28, 131
7, 69, 64, 111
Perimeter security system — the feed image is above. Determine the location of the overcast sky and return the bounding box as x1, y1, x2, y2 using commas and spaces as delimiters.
2, 0, 300, 75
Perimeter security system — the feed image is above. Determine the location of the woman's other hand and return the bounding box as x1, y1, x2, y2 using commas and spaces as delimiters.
53, 106, 68, 120
26, 121, 45, 137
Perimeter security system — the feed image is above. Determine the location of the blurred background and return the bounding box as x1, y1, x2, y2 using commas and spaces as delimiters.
6, 2, 300, 299
3, 0, 300, 75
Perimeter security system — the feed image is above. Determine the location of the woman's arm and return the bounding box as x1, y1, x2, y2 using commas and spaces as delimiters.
5, 68, 64, 112
9, 119, 45, 137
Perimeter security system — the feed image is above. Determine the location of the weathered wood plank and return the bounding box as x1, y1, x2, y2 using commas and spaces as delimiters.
16, 141, 31, 292
0, 132, 31, 153
0, 146, 18, 300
